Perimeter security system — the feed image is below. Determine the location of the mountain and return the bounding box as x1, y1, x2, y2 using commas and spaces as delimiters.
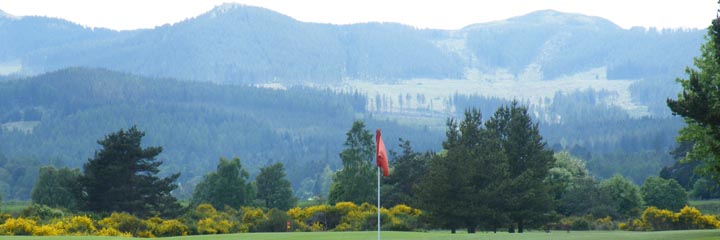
0, 4, 705, 84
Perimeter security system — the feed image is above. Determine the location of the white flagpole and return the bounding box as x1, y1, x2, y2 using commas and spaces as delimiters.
377, 167, 381, 240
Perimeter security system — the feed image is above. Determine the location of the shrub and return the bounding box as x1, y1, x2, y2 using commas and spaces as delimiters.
195, 204, 218, 218
96, 227, 132, 237
197, 217, 232, 234
0, 217, 37, 235
155, 219, 189, 237
257, 208, 290, 232
21, 204, 65, 221
676, 206, 702, 230
32, 225, 63, 236
622, 206, 720, 231
641, 207, 677, 231
389, 204, 421, 216
593, 216, 615, 230
240, 207, 267, 232
98, 212, 145, 236
67, 215, 96, 234
335, 202, 358, 214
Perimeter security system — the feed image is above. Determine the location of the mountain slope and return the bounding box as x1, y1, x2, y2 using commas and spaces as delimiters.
0, 5, 704, 84
0, 67, 443, 199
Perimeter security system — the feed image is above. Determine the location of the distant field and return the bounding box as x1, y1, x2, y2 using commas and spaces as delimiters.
1, 201, 30, 216
691, 199, 720, 215
0, 230, 718, 240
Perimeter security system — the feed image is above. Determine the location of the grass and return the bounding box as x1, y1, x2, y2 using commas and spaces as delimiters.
690, 199, 720, 215
0, 230, 719, 240
0, 201, 30, 216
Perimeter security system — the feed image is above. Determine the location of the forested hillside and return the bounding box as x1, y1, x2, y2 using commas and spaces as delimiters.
0, 4, 703, 85
0, 68, 682, 201
0, 4, 701, 201
0, 68, 443, 200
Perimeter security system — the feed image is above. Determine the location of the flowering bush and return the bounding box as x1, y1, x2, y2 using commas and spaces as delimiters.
0, 217, 37, 235
622, 206, 720, 231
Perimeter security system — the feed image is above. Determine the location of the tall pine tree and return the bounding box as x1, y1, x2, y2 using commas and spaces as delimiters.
486, 102, 555, 233
80, 126, 181, 217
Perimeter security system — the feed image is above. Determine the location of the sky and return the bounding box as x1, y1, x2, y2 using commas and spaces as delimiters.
0, 0, 717, 31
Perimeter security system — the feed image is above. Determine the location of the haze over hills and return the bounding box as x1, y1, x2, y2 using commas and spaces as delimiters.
0, 3, 704, 84
0, 4, 705, 200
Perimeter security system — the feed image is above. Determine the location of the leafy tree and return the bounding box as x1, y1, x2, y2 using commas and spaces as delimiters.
328, 120, 376, 205
256, 162, 297, 210
667, 7, 720, 184
548, 152, 598, 216
598, 175, 643, 218
486, 102, 556, 233
557, 177, 605, 217
31, 166, 81, 210
691, 178, 720, 199
548, 152, 590, 196
80, 126, 181, 217
191, 157, 253, 209
641, 177, 688, 211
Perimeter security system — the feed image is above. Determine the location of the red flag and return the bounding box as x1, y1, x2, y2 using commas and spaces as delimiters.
376, 129, 390, 176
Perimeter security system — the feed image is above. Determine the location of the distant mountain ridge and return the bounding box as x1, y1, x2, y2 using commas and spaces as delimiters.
0, 4, 706, 83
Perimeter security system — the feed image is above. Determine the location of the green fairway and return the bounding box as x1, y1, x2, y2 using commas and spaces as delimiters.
1, 230, 719, 240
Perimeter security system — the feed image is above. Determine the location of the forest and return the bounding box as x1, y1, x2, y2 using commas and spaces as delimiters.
0, 67, 688, 201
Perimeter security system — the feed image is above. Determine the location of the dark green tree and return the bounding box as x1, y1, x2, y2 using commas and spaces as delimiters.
191, 157, 253, 209
486, 102, 556, 233
417, 109, 506, 233
641, 177, 688, 211
80, 126, 181, 217
598, 175, 643, 218
328, 120, 376, 205
383, 139, 430, 208
256, 162, 297, 210
31, 166, 82, 210
667, 5, 720, 184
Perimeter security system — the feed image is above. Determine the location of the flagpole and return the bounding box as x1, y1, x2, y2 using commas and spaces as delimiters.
377, 166, 381, 240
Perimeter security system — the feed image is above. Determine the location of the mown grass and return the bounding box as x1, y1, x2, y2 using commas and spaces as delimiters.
0, 230, 718, 240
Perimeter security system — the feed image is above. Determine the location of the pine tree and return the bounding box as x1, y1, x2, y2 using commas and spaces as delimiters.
487, 102, 555, 233
80, 126, 181, 217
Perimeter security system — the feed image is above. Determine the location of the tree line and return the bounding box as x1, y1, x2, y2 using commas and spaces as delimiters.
31, 126, 296, 218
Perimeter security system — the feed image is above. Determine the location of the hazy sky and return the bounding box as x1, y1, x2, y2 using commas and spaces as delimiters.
0, 0, 716, 31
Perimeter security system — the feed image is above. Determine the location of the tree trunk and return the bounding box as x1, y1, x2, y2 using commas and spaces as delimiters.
467, 224, 476, 233
518, 219, 524, 233
451, 228, 456, 234
508, 223, 515, 233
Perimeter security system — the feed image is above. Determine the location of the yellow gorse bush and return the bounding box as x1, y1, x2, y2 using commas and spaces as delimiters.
623, 206, 720, 231
32, 224, 63, 236
96, 227, 132, 237
67, 215, 96, 234
0, 202, 423, 236
0, 217, 37, 235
